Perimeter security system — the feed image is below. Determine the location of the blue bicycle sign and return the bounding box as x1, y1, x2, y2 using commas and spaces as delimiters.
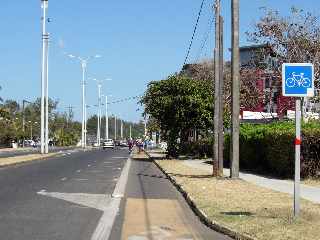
286, 72, 311, 88
282, 63, 314, 97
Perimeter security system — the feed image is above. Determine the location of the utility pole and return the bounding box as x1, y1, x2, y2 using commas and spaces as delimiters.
213, 0, 220, 177
231, 0, 240, 178
218, 15, 224, 176
130, 125, 132, 139
40, 0, 49, 154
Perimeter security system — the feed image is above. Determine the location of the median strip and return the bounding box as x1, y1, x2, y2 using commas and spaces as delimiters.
0, 152, 61, 168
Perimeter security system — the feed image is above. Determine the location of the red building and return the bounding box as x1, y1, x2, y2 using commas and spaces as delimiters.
239, 44, 294, 118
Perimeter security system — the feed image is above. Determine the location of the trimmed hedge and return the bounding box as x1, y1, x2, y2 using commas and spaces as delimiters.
181, 122, 320, 178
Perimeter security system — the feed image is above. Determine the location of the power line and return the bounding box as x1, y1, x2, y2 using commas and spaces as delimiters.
182, 0, 206, 68
107, 95, 142, 105
195, 9, 215, 62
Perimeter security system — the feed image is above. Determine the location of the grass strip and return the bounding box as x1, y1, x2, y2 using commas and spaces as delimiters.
156, 159, 320, 240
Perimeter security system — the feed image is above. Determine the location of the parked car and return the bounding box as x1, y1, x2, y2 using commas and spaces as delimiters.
103, 139, 115, 149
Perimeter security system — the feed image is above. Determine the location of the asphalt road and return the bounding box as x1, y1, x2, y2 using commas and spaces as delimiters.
0, 148, 231, 240
0, 148, 128, 240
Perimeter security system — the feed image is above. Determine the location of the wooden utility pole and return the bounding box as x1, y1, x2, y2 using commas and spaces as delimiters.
213, 0, 221, 177
218, 15, 224, 176
231, 0, 240, 178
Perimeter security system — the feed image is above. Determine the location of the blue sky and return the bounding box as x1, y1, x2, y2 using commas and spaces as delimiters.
0, 0, 318, 122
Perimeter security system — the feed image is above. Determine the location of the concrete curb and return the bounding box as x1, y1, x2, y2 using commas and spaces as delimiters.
146, 151, 255, 240
0, 153, 62, 168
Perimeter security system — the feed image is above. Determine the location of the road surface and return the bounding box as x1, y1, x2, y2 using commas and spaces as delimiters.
0, 148, 230, 240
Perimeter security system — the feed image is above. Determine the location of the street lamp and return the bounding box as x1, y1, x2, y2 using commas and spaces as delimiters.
91, 78, 111, 146
65, 53, 101, 148
28, 121, 38, 140
22, 100, 32, 147
40, 0, 49, 154
101, 94, 112, 140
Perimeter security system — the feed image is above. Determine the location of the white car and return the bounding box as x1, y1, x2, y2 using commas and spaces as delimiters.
103, 139, 115, 149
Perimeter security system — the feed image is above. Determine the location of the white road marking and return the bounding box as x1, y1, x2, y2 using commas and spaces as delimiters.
88, 170, 104, 173
36, 157, 132, 240
112, 158, 131, 198
91, 157, 131, 240
73, 178, 89, 181
37, 191, 112, 211
61, 177, 67, 181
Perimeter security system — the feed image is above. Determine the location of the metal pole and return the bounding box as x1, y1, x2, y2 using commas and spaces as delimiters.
130, 125, 132, 139
30, 123, 33, 140
97, 84, 101, 146
22, 101, 25, 148
45, 33, 49, 154
84, 104, 87, 148
105, 96, 109, 139
294, 98, 301, 216
121, 119, 123, 139
81, 61, 86, 148
40, 0, 48, 154
231, 0, 240, 178
218, 15, 224, 176
144, 115, 147, 137
114, 115, 117, 140
213, 0, 220, 177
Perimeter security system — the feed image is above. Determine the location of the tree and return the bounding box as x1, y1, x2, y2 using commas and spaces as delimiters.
246, 7, 320, 115
181, 61, 262, 127
141, 75, 214, 157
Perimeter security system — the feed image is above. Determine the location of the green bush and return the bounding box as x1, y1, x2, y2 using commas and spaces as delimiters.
232, 122, 320, 178
180, 138, 213, 158
183, 121, 320, 178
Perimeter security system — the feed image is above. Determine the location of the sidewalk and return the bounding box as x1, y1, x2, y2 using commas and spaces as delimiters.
118, 150, 231, 240
0, 147, 33, 152
182, 159, 320, 204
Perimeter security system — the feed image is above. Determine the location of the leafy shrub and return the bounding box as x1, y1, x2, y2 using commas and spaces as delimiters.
184, 121, 320, 178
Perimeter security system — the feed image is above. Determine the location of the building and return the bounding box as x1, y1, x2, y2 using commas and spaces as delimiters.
239, 44, 294, 118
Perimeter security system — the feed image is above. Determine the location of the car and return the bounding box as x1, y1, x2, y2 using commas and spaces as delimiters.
103, 139, 115, 149
120, 140, 128, 147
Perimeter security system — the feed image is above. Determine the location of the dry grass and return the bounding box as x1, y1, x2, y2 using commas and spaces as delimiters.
302, 179, 320, 188
0, 153, 59, 167
156, 160, 320, 240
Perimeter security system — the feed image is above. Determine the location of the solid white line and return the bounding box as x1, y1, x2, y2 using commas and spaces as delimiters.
90, 157, 131, 240
112, 158, 131, 198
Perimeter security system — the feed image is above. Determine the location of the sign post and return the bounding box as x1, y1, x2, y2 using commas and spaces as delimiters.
282, 63, 314, 217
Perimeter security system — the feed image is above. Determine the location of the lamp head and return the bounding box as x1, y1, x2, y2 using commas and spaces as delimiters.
41, 0, 48, 9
